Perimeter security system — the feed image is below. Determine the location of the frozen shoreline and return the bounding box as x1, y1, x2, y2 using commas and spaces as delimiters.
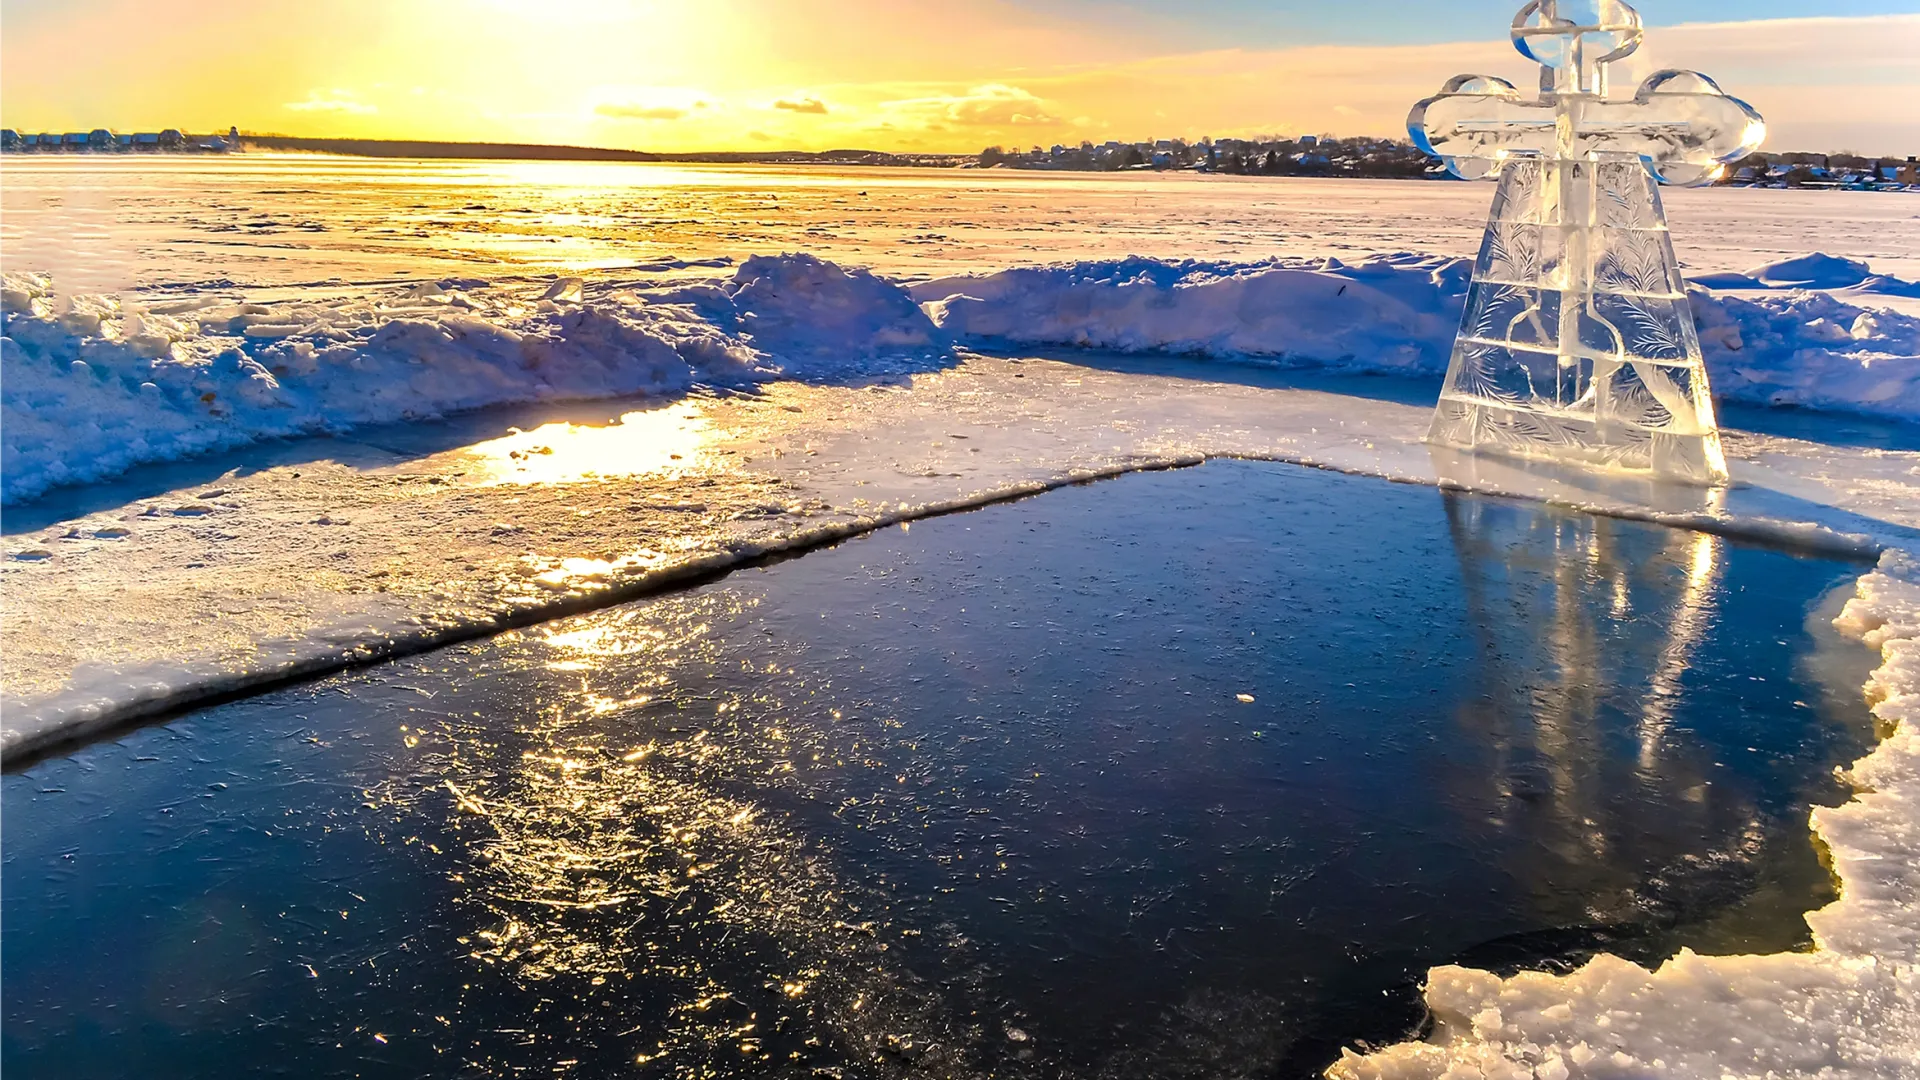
5, 338, 1918, 753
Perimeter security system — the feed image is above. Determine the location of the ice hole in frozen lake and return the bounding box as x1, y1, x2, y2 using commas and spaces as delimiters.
0, 460, 1883, 1079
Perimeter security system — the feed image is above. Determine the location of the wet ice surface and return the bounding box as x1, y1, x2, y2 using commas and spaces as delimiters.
6, 354, 1916, 760
1, 462, 1880, 1079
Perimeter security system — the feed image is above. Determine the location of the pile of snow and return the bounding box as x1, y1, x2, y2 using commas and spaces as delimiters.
914, 255, 1920, 421
0, 255, 947, 504
7, 250, 1917, 505
1690, 253, 1920, 299
1695, 290, 1920, 417
912, 254, 1469, 375
724, 251, 944, 375
1331, 551, 1920, 1079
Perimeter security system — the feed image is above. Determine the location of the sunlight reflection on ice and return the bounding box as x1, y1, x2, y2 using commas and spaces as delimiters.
461, 407, 716, 486
335, 468, 1875, 1075
376, 594, 970, 1074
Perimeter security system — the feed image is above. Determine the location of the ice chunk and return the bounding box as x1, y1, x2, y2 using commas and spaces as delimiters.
540, 277, 584, 303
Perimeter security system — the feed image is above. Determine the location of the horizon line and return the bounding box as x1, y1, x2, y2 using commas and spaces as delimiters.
5, 130, 1914, 162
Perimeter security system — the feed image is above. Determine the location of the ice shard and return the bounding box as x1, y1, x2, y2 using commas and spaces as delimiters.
1411, 1, 1765, 484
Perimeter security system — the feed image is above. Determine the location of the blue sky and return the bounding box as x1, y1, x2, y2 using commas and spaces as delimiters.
1017, 0, 1920, 47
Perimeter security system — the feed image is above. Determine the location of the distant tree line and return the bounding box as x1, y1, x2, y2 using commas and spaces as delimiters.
1723, 151, 1919, 189
975, 137, 1920, 188
976, 136, 1434, 178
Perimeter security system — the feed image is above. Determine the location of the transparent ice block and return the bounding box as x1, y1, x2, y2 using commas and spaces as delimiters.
1409, 1, 1765, 484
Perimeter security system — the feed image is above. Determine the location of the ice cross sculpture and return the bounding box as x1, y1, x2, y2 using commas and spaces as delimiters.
1410, 0, 1764, 484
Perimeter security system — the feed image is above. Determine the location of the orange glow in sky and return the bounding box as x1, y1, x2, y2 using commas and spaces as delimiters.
2, 1, 1916, 154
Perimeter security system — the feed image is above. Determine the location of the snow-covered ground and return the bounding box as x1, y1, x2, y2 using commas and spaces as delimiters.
917, 253, 1920, 417
7, 251, 1917, 505
0, 255, 942, 503
4, 159, 1919, 1077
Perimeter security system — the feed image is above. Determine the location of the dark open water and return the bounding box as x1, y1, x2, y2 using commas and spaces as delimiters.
1, 461, 1878, 1079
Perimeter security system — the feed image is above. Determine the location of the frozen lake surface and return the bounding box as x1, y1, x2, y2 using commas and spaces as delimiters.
4, 154, 1918, 1078
1, 462, 1880, 1078
7, 156, 1920, 293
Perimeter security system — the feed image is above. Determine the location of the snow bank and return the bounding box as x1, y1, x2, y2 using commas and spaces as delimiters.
1330, 550, 1920, 1080
913, 253, 1469, 374
0, 255, 947, 504
1692, 253, 1920, 299
914, 255, 1920, 422
1695, 290, 1920, 417
8, 250, 1917, 506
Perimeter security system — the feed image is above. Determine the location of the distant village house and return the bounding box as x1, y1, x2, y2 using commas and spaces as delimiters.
0, 126, 231, 153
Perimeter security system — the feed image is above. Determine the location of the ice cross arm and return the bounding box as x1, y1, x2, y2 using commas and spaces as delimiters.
1410, 69, 1765, 185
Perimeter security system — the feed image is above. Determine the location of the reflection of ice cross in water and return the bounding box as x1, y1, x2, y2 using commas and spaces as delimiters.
1410, 1, 1766, 484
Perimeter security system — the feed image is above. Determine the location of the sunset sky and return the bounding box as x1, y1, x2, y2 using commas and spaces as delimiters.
3, 0, 1917, 154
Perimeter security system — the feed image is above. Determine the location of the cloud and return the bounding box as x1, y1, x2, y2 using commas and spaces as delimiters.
284, 89, 376, 115
773, 96, 828, 115
596, 103, 691, 121
947, 14, 1920, 154
593, 88, 715, 123
883, 83, 1057, 128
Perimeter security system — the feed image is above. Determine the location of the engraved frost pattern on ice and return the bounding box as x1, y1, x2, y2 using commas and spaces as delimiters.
1411, 1, 1766, 483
